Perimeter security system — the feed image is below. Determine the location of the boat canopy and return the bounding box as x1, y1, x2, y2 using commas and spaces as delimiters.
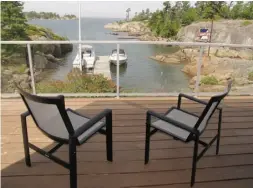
81, 45, 93, 54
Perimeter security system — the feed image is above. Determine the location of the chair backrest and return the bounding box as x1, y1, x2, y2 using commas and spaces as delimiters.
195, 80, 232, 134
16, 84, 74, 142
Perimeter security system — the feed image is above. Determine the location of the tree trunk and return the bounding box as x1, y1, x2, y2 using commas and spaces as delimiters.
208, 19, 214, 57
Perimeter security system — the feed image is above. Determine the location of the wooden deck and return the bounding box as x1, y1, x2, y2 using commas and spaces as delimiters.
2, 97, 253, 188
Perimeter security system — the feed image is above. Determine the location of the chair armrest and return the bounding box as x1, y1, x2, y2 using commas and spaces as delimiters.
147, 110, 199, 135
73, 109, 112, 138
177, 93, 222, 110
21, 111, 31, 118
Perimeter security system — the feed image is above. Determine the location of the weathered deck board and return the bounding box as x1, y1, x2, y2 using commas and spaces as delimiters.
1, 97, 253, 188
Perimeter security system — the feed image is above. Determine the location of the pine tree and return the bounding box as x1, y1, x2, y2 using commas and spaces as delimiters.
1, 1, 28, 56
1, 1, 28, 40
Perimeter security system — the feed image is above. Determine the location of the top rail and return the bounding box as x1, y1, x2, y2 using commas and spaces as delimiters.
1, 40, 253, 48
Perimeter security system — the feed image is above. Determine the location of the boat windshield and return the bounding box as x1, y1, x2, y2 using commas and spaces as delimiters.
112, 49, 125, 55
84, 49, 92, 54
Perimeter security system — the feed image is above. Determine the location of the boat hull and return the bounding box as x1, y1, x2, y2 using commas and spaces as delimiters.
109, 55, 127, 65
110, 59, 127, 65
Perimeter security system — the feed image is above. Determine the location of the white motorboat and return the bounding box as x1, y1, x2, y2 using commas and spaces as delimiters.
109, 49, 127, 65
73, 45, 96, 70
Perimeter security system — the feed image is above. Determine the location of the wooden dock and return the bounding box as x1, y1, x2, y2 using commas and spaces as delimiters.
2, 96, 253, 188
93, 56, 111, 80
117, 36, 139, 39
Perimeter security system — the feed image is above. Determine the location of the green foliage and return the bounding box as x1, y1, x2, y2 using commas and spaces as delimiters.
1, 1, 29, 55
248, 71, 253, 81
25, 11, 60, 19
147, 1, 185, 38
24, 11, 77, 20
62, 14, 77, 20
132, 8, 150, 21
201, 76, 219, 85
15, 64, 27, 74
26, 24, 47, 37
26, 24, 67, 40
181, 8, 198, 26
36, 69, 117, 93
133, 1, 253, 39
52, 33, 68, 40
2, 63, 27, 74
230, 2, 253, 19
195, 1, 226, 20
1, 1, 28, 40
117, 20, 125, 25
241, 20, 252, 26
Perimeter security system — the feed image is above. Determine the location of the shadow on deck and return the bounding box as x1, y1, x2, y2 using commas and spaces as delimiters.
2, 97, 253, 188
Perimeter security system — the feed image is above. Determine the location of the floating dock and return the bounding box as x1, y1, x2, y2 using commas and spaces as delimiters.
93, 56, 111, 80
117, 36, 139, 39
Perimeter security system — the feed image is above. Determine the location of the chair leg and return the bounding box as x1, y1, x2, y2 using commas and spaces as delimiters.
216, 109, 222, 155
21, 114, 31, 167
191, 138, 199, 187
106, 112, 113, 162
145, 114, 151, 164
69, 137, 77, 188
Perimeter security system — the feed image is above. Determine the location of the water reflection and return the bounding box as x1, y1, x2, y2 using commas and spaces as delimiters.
110, 63, 128, 78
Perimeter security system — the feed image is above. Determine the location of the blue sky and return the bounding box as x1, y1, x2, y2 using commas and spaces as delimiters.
23, 1, 167, 18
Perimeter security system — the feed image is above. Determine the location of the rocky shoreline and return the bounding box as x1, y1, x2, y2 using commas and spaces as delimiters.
1, 25, 73, 93
104, 21, 171, 42
151, 47, 253, 92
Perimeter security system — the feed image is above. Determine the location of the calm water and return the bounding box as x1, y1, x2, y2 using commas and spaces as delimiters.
29, 18, 190, 92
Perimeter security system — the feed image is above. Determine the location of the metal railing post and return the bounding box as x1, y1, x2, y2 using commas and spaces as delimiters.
78, 1, 82, 71
116, 44, 120, 98
79, 44, 82, 71
194, 46, 204, 96
27, 44, 36, 94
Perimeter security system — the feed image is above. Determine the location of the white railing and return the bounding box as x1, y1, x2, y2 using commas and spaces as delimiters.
1, 40, 253, 98
2, 40, 253, 47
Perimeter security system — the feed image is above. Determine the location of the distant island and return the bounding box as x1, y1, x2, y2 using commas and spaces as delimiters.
24, 11, 77, 20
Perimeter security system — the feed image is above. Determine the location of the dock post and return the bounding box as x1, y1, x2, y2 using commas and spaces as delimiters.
194, 46, 204, 97
27, 44, 36, 94
116, 44, 120, 99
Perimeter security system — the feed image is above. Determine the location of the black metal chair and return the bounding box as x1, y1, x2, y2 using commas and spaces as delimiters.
145, 80, 232, 187
16, 85, 113, 188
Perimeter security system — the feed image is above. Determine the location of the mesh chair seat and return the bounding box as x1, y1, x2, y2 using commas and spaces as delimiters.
67, 109, 106, 144
152, 108, 198, 141
42, 109, 106, 143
